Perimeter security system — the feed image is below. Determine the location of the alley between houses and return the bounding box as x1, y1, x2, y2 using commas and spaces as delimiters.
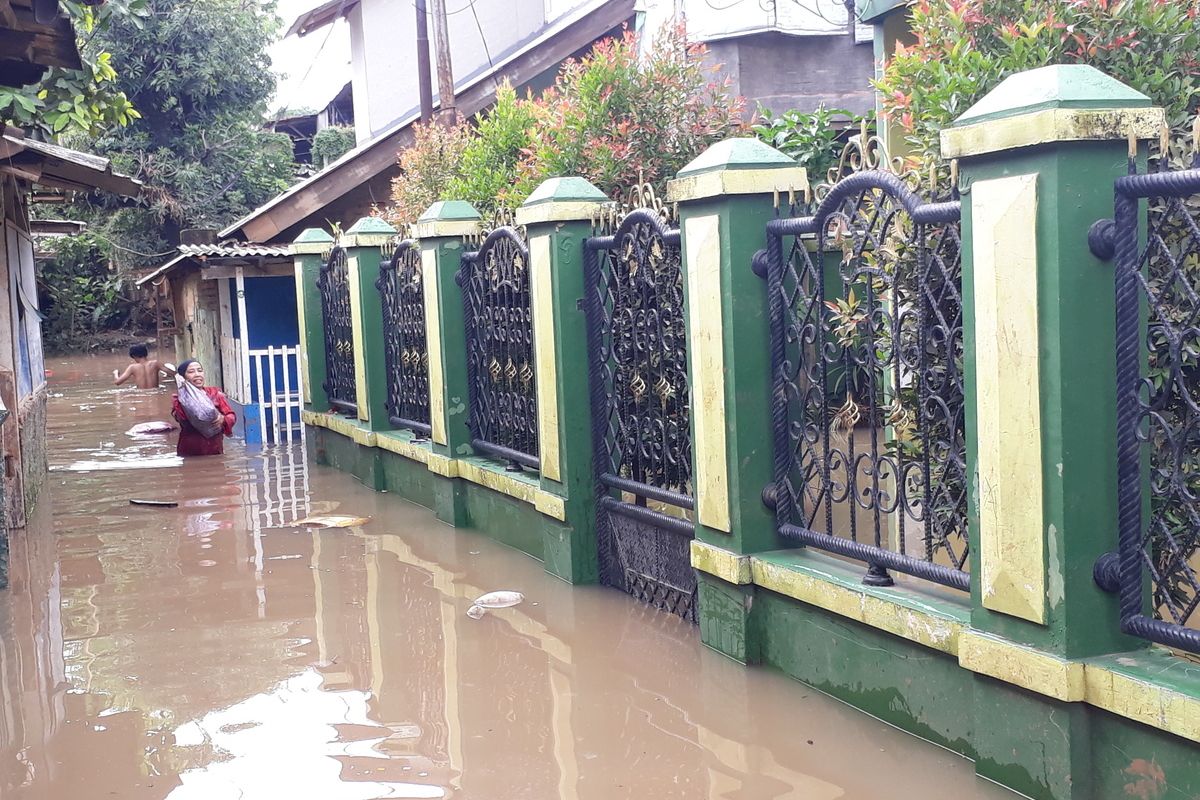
0, 355, 1016, 799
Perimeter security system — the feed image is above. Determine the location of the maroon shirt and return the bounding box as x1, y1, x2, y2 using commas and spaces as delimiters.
171, 386, 235, 456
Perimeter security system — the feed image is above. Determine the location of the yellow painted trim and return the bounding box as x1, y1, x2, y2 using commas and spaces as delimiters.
1084, 661, 1200, 744
667, 166, 809, 204
530, 234, 559, 482
342, 232, 393, 248
294, 260, 311, 404
303, 409, 567, 520
375, 431, 434, 464
290, 242, 333, 255
347, 252, 370, 422
422, 247, 448, 445
690, 540, 751, 585
515, 200, 607, 226
959, 631, 1085, 702
301, 409, 376, 446
411, 219, 479, 239
941, 106, 1165, 159
973, 173, 1047, 625
684, 214, 731, 532
751, 558, 963, 655
455, 459, 566, 521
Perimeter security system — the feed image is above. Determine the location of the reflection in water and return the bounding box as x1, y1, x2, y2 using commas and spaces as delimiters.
0, 356, 1014, 799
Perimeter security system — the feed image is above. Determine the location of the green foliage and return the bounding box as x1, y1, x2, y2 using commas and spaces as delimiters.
0, 0, 146, 137
876, 0, 1200, 162
385, 22, 747, 225
445, 82, 538, 214
386, 118, 471, 227
311, 125, 357, 168
37, 234, 135, 352
62, 0, 296, 271
753, 105, 872, 184
519, 23, 747, 200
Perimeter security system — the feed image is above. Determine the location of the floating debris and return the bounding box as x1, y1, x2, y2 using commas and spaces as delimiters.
126, 421, 177, 435
293, 515, 371, 529
129, 499, 179, 508
466, 590, 524, 619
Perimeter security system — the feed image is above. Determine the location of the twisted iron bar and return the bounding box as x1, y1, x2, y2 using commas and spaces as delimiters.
317, 247, 357, 415
376, 241, 432, 437
760, 169, 969, 592
1106, 162, 1200, 653
456, 226, 539, 469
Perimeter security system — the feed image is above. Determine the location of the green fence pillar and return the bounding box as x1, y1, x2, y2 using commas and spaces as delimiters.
944, 64, 1164, 800
413, 201, 481, 525
516, 177, 609, 584
344, 217, 398, 431
668, 138, 807, 662
291, 227, 335, 414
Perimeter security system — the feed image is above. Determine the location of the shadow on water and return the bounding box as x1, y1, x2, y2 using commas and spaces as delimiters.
0, 355, 1015, 799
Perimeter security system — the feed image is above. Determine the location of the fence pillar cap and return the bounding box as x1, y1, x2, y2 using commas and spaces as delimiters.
413, 200, 481, 239
942, 64, 1164, 159
290, 227, 335, 255
343, 216, 397, 248
515, 177, 610, 226
667, 137, 807, 204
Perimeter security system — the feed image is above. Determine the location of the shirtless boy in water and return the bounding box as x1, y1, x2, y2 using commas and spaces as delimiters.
113, 344, 174, 389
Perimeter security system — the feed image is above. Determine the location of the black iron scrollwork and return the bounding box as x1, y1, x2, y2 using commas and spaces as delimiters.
764, 170, 969, 591
377, 241, 431, 437
1106, 149, 1200, 654
456, 226, 539, 469
317, 247, 357, 415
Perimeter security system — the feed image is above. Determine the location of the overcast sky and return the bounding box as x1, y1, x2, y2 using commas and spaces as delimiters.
267, 0, 352, 116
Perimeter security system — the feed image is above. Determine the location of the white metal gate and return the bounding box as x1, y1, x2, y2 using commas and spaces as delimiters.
249, 345, 304, 444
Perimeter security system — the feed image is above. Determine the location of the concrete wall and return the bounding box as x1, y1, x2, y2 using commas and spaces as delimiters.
706, 31, 875, 116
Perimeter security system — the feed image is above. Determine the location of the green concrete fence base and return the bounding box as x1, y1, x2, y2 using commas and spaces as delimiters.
972, 677, 1093, 800
431, 478, 468, 528
696, 573, 759, 665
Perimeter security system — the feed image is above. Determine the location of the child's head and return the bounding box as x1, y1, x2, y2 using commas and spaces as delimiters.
129, 344, 149, 360
178, 359, 205, 388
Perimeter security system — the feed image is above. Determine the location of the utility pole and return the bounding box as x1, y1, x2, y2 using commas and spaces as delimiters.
414, 0, 434, 122
428, 0, 456, 122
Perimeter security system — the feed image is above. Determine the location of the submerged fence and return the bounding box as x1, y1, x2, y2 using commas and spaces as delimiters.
290, 64, 1200, 800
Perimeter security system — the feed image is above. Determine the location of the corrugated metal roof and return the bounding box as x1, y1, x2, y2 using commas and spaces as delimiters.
178, 243, 290, 258
135, 242, 292, 287
1, 133, 142, 197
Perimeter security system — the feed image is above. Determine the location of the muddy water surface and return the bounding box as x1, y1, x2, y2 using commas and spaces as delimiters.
0, 356, 1014, 799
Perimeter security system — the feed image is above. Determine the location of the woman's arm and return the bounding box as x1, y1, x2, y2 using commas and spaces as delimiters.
212, 390, 236, 436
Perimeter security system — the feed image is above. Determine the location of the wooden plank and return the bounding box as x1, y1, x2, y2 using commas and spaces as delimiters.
200, 263, 292, 280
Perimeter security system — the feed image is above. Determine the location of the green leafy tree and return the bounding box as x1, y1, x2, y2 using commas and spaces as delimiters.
519, 23, 746, 201
63, 0, 296, 270
875, 0, 1200, 162
445, 82, 538, 213
752, 105, 874, 185
0, 0, 145, 136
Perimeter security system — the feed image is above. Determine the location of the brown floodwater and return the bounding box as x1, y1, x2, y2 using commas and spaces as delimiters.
0, 355, 1016, 799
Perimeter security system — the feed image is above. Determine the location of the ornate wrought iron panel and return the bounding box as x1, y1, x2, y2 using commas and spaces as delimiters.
584, 209, 695, 621
1102, 155, 1200, 654
377, 241, 431, 436
763, 171, 969, 591
317, 247, 357, 414
456, 227, 539, 468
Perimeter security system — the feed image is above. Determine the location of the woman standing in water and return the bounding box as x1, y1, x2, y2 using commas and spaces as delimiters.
172, 359, 236, 456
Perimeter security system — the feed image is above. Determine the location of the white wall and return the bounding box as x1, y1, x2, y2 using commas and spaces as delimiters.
640, 0, 848, 45
352, 0, 562, 141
